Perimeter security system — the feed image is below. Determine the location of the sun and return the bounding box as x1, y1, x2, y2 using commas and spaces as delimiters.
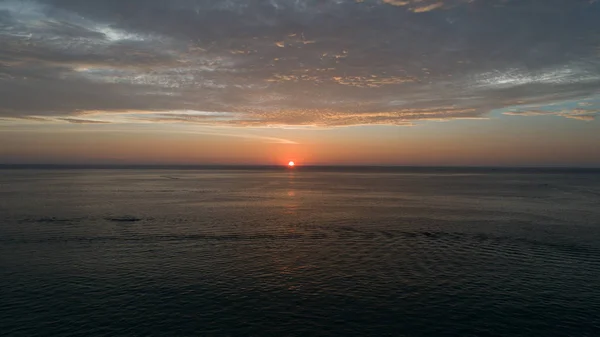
288, 161, 295, 167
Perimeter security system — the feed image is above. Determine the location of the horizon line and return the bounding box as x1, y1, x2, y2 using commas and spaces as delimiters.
1, 164, 599, 171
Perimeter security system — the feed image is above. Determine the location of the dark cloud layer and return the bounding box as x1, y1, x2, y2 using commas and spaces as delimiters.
1, 0, 599, 126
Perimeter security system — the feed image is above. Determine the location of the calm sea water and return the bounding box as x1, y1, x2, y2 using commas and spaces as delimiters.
1, 169, 600, 336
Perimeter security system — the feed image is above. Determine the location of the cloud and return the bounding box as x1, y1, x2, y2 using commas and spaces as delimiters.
382, 0, 410, 6
59, 118, 111, 124
503, 107, 599, 121
1, 0, 600, 127
382, 0, 455, 12
413, 2, 444, 13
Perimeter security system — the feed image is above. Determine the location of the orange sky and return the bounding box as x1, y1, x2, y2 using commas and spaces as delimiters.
2, 114, 599, 166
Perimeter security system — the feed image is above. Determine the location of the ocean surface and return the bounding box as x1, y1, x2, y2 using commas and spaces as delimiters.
1, 168, 600, 336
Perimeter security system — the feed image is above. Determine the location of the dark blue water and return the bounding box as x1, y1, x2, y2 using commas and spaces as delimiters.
1, 169, 600, 336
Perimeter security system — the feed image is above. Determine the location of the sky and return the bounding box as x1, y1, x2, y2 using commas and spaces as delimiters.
0, 0, 599, 166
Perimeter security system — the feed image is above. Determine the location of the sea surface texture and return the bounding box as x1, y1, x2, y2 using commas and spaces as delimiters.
1, 169, 599, 336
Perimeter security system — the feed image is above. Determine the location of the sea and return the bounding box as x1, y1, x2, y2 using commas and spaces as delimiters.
1, 167, 599, 336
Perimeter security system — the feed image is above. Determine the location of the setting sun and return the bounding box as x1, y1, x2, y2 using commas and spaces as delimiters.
288, 161, 295, 167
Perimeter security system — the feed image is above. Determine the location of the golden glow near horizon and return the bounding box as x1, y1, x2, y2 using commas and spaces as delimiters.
288, 161, 295, 168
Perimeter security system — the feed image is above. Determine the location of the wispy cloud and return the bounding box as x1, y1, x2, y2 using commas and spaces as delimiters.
59, 118, 111, 124
504, 109, 598, 121
413, 2, 444, 13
